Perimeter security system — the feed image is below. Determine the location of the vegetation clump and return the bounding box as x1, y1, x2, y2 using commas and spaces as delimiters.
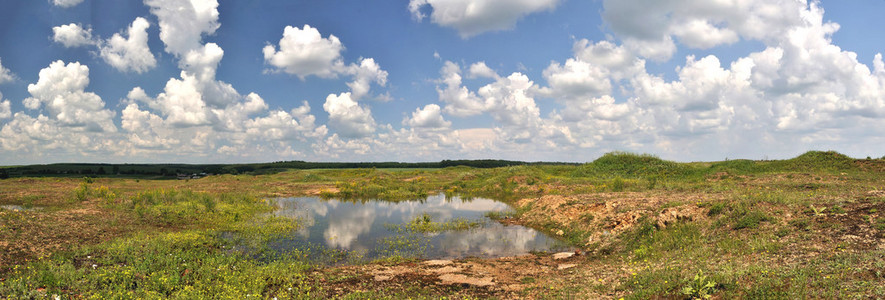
384, 213, 484, 233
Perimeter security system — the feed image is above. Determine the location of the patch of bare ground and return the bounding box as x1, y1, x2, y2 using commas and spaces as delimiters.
0, 201, 137, 276
816, 195, 885, 251
515, 192, 715, 248
318, 252, 625, 299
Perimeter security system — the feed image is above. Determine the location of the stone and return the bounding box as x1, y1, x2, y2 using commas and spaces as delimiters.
438, 274, 495, 287
557, 264, 577, 270
424, 259, 453, 266
553, 252, 575, 260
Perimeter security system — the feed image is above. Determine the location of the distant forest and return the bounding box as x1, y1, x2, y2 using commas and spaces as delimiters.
0, 160, 578, 179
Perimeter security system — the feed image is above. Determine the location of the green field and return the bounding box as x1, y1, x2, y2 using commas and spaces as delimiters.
1, 151, 884, 298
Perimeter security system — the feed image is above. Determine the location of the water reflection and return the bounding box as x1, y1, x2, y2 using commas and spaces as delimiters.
268, 195, 572, 261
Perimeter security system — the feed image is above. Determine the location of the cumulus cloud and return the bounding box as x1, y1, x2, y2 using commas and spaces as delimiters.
437, 61, 484, 116
99, 17, 156, 73
52, 23, 95, 48
479, 72, 542, 128
263, 25, 389, 100
52, 0, 84, 8
0, 58, 14, 84
145, 0, 220, 57
0, 99, 10, 120
467, 62, 497, 79
541, 58, 612, 100
346, 58, 388, 100
323, 92, 376, 138
23, 61, 116, 132
405, 104, 451, 128
107, 0, 328, 159
601, 0, 807, 61
263, 25, 345, 79
409, 0, 560, 38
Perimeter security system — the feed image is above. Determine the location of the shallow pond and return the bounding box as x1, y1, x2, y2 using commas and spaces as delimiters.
262, 195, 573, 263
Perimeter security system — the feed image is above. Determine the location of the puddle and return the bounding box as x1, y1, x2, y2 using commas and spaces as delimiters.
260, 195, 573, 263
0, 205, 41, 211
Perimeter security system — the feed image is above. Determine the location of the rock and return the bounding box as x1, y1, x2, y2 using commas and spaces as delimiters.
430, 266, 462, 274
557, 264, 577, 270
438, 274, 496, 287
424, 259, 453, 266
553, 252, 575, 260
556, 229, 564, 236
374, 275, 392, 282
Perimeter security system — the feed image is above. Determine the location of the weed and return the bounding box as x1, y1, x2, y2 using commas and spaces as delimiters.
681, 271, 717, 299
73, 182, 88, 202
809, 205, 827, 216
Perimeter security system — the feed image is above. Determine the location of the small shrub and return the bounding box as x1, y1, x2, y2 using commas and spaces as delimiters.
74, 182, 89, 202
95, 186, 117, 204
611, 177, 626, 192
707, 203, 725, 216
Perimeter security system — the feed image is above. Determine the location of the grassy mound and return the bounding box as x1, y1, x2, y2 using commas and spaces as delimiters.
575, 152, 696, 179
765, 151, 856, 172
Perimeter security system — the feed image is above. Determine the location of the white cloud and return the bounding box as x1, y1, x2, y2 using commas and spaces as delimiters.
541, 58, 612, 100
467, 62, 497, 79
245, 103, 320, 141
151, 72, 212, 127
409, 0, 560, 38
601, 0, 808, 61
99, 17, 157, 74
437, 61, 484, 117
346, 58, 388, 100
263, 25, 345, 79
23, 61, 116, 132
53, 0, 84, 8
323, 92, 376, 138
263, 25, 390, 100
0, 113, 61, 152
145, 0, 220, 57
405, 104, 451, 128
52, 23, 95, 48
479, 72, 542, 128
0, 58, 14, 84
0, 98, 10, 120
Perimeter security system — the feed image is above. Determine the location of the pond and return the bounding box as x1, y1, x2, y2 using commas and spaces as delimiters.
259, 195, 573, 263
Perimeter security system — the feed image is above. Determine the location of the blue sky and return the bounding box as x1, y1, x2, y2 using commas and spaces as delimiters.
1, 0, 884, 164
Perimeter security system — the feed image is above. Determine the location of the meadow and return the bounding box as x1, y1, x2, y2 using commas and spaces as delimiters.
0, 151, 883, 298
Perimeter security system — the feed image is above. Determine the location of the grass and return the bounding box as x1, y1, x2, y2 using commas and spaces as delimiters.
384, 213, 485, 233
2, 150, 885, 298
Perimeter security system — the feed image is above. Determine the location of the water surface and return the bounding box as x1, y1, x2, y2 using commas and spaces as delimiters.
265, 195, 572, 262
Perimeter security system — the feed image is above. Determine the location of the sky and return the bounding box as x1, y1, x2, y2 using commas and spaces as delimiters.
1, 0, 885, 164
